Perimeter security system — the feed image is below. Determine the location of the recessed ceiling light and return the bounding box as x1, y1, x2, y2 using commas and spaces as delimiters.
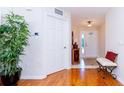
88, 24, 92, 27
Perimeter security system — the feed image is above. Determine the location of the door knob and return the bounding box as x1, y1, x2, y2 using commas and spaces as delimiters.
64, 46, 66, 49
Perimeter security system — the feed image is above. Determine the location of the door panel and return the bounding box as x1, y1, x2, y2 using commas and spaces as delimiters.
44, 14, 65, 74
83, 31, 98, 58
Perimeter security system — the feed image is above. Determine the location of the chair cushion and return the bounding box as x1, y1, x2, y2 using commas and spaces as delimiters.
105, 51, 118, 62
96, 57, 117, 67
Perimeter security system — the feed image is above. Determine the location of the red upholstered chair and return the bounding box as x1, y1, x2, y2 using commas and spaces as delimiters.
105, 51, 118, 62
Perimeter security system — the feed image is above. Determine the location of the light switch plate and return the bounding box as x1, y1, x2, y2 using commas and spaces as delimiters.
34, 32, 39, 36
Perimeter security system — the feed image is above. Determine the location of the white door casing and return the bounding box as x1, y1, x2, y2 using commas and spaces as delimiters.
43, 12, 69, 75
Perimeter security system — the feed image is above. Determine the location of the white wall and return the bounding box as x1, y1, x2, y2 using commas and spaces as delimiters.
106, 8, 124, 84
0, 7, 71, 79
98, 24, 105, 57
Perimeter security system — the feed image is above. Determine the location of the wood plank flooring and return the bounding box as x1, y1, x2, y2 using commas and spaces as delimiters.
17, 68, 122, 86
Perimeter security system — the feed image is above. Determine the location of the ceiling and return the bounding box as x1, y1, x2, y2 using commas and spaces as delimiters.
64, 7, 110, 29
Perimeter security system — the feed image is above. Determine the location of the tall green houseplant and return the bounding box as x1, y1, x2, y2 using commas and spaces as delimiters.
0, 12, 30, 79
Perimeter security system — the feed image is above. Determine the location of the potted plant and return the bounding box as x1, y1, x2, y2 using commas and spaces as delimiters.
0, 12, 30, 86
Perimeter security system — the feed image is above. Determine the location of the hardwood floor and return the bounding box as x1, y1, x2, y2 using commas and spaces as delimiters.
84, 58, 98, 66
17, 68, 122, 86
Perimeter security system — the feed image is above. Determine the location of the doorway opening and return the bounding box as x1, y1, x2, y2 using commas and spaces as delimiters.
72, 31, 99, 69
81, 31, 98, 68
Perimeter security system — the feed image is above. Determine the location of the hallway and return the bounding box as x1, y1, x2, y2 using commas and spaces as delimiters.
17, 68, 122, 86
72, 58, 98, 69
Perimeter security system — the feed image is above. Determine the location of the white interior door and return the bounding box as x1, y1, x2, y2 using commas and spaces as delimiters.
44, 14, 66, 75
84, 31, 98, 58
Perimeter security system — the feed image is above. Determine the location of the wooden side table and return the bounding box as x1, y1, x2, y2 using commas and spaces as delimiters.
72, 48, 80, 64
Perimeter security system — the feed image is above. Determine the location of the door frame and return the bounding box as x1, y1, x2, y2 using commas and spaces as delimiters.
80, 30, 98, 59
42, 11, 72, 76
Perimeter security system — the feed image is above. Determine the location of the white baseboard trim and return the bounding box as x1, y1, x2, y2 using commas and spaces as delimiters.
20, 75, 47, 79
83, 57, 97, 59
117, 77, 124, 85
65, 66, 71, 69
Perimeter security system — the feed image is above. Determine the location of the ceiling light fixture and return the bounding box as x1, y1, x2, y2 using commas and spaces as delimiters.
87, 21, 92, 27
